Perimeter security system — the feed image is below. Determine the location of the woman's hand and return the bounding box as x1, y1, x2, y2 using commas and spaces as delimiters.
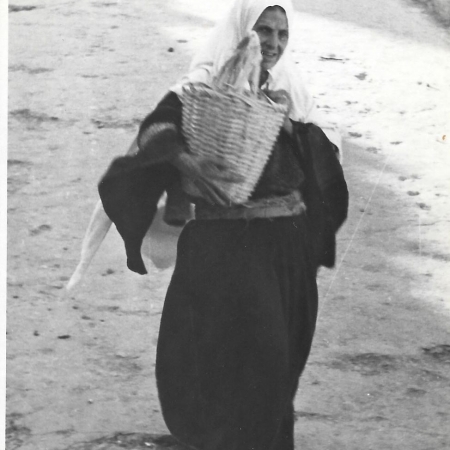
173, 152, 243, 206
265, 89, 293, 135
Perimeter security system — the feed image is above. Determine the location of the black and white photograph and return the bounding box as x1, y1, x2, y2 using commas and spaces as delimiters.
4, 0, 450, 449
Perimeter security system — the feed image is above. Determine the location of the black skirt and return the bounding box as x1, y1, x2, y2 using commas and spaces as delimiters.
156, 214, 318, 450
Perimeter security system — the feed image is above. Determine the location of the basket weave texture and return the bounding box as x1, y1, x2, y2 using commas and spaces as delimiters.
181, 84, 287, 204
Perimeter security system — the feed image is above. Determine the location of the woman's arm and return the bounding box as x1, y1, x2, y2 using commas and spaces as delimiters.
138, 93, 242, 206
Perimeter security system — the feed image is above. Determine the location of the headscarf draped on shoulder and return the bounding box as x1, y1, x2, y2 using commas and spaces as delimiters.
171, 0, 315, 123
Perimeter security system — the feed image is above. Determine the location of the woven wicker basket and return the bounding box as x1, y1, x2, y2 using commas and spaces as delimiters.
181, 85, 287, 204
180, 33, 288, 205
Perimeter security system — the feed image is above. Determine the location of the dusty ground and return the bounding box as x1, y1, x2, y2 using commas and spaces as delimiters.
6, 0, 450, 449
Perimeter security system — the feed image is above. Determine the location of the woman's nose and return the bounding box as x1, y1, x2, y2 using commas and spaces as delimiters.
266, 32, 278, 49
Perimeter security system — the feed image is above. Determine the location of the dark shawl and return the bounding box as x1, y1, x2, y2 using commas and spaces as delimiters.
292, 122, 348, 268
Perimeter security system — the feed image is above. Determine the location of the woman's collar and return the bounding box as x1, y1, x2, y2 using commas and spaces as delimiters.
260, 69, 275, 90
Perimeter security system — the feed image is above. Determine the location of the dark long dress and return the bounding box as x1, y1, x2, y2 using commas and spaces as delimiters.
98, 92, 348, 450
157, 215, 318, 450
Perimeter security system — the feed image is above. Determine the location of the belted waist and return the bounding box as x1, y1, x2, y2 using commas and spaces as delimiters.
195, 190, 306, 221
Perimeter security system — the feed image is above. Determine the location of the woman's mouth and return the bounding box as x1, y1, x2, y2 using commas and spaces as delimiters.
261, 51, 277, 60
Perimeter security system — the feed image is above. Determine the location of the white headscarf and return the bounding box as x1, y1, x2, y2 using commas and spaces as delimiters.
171, 0, 315, 123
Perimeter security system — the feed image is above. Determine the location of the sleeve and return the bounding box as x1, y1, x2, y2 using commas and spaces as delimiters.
293, 123, 348, 269
306, 123, 348, 232
136, 92, 186, 165
98, 92, 190, 275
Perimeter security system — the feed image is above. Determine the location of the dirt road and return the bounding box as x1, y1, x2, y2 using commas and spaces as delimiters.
6, 0, 450, 449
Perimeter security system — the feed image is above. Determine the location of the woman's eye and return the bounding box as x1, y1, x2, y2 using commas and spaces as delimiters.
279, 31, 289, 41
258, 26, 271, 35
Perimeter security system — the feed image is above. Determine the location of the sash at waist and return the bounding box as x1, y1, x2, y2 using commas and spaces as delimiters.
195, 190, 306, 220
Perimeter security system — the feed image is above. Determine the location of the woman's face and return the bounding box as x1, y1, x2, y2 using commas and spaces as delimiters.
253, 7, 289, 71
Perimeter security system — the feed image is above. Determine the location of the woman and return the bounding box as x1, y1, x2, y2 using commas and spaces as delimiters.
99, 0, 348, 448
